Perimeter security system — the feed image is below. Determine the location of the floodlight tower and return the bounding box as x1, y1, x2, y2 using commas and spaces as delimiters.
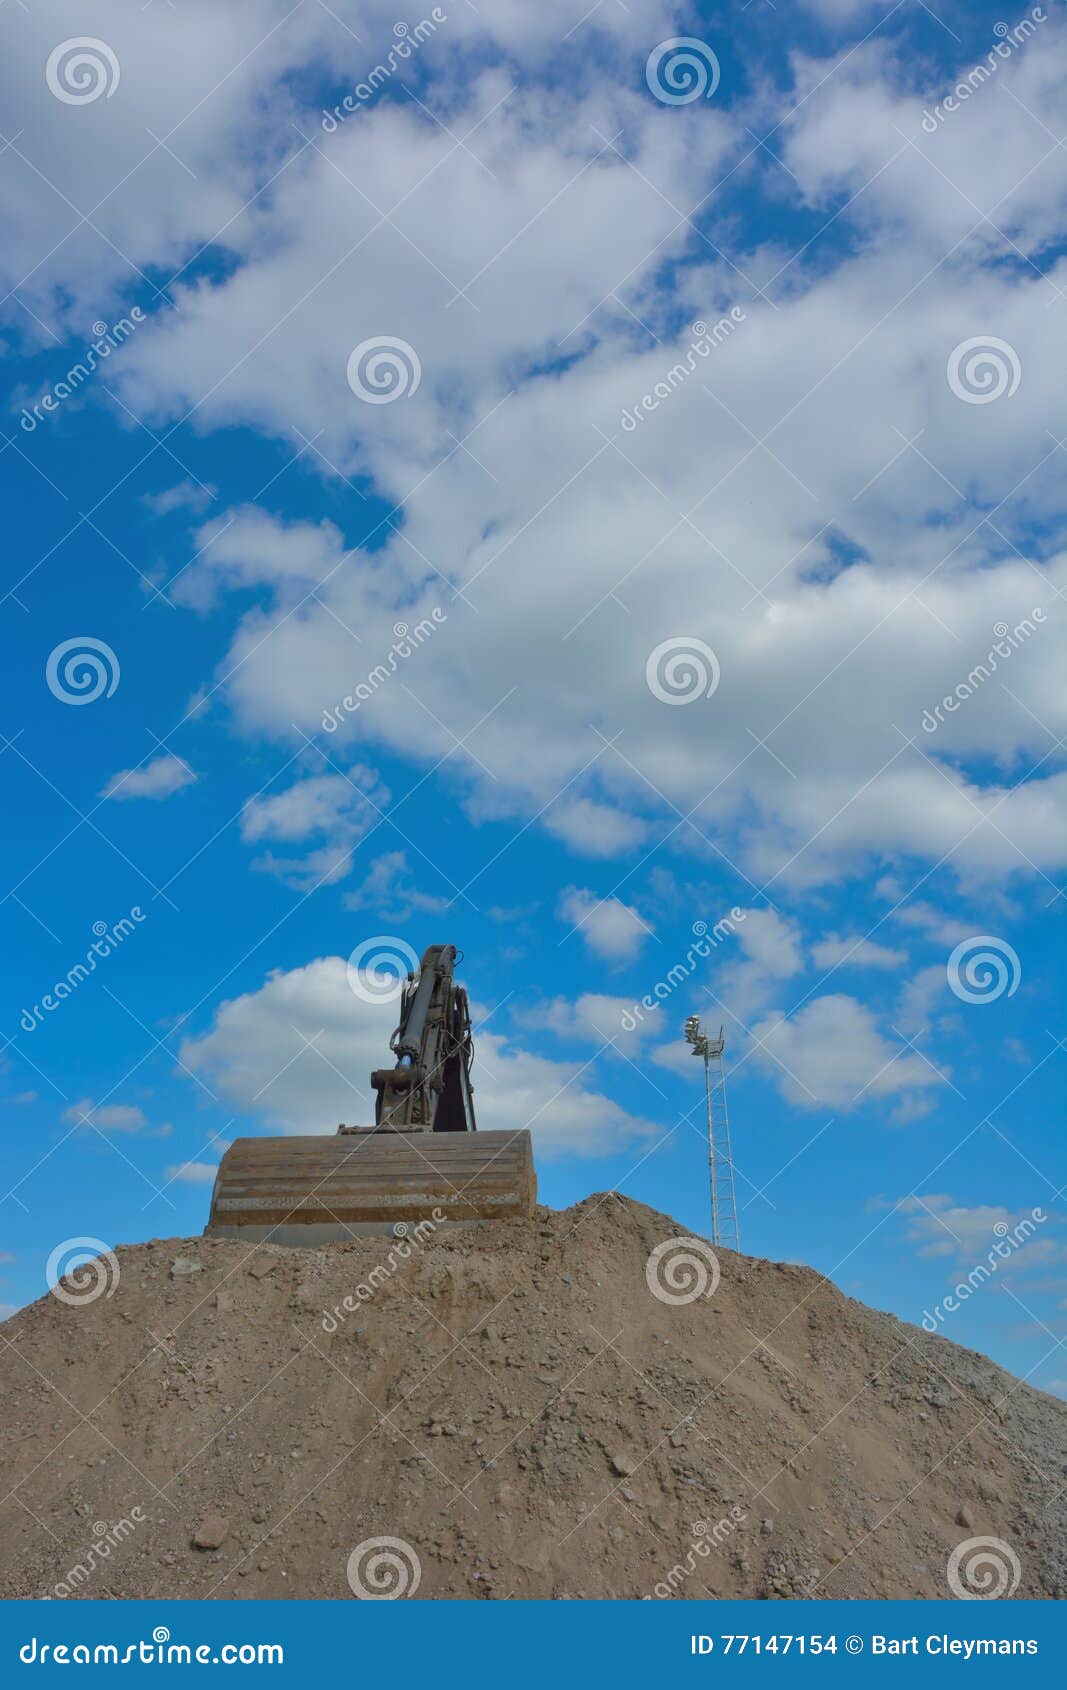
684, 1015, 740, 1251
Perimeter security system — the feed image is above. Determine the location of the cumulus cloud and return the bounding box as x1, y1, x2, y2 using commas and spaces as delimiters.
62, 1100, 169, 1137
164, 1160, 219, 1185
810, 932, 908, 971
31, 4, 1056, 899
748, 994, 946, 1110
102, 754, 197, 802
178, 957, 661, 1157
240, 766, 389, 889
557, 886, 653, 962
342, 850, 449, 922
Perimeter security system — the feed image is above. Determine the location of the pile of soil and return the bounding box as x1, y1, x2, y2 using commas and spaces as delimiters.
1, 1193, 1063, 1600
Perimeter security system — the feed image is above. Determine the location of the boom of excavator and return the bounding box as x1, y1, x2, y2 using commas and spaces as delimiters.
205, 944, 536, 1243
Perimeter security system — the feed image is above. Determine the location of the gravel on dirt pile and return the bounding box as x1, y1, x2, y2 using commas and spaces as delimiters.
1, 1193, 1063, 1600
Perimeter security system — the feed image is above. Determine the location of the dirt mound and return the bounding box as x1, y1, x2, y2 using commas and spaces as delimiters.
1, 1194, 1063, 1600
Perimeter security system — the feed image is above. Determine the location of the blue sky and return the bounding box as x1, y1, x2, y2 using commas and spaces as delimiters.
1, 0, 1065, 1396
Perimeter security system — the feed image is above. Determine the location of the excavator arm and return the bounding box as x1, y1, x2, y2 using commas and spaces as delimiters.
368, 944, 477, 1132
205, 942, 533, 1242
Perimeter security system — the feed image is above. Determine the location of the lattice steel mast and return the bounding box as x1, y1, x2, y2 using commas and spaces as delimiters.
684, 1016, 740, 1251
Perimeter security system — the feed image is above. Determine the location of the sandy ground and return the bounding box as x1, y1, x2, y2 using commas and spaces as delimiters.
1, 1193, 1063, 1600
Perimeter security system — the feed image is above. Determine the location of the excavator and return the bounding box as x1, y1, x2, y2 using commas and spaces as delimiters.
205, 944, 536, 1244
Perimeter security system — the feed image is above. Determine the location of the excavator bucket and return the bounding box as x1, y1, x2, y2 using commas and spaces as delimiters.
204, 943, 538, 1243
205, 1127, 536, 1243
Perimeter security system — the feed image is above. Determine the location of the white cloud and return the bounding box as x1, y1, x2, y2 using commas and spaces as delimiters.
557, 886, 652, 962
142, 480, 216, 518
810, 932, 907, 971
516, 992, 663, 1051
240, 766, 389, 890
342, 850, 449, 922
164, 1160, 219, 1185
62, 1099, 167, 1136
102, 754, 197, 802
748, 994, 945, 1110
178, 957, 661, 1158
544, 797, 648, 857
717, 907, 805, 1023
